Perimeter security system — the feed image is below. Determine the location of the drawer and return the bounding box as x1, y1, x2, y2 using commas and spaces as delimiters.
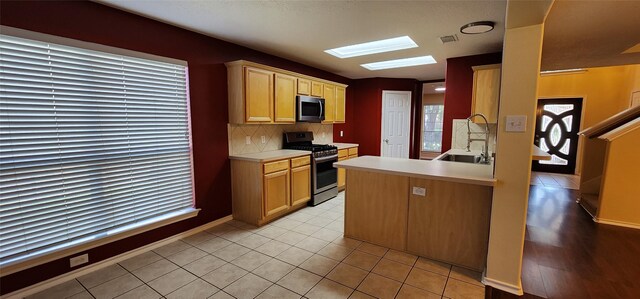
291, 155, 310, 168
348, 147, 358, 156
264, 159, 289, 174
338, 149, 348, 158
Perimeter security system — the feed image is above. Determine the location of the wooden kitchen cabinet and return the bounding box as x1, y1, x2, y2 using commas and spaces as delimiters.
231, 154, 311, 226
263, 168, 290, 217
471, 64, 501, 123
291, 165, 311, 206
274, 73, 296, 123
245, 67, 274, 123
226, 60, 347, 124
297, 78, 311, 95
337, 149, 348, 190
337, 146, 358, 191
407, 178, 492, 271
323, 84, 336, 123
335, 86, 346, 123
311, 81, 323, 97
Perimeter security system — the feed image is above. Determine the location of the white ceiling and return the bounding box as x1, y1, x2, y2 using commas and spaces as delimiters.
96, 0, 507, 81
542, 0, 640, 70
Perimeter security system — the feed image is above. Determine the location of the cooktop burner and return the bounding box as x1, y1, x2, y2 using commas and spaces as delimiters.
282, 131, 338, 157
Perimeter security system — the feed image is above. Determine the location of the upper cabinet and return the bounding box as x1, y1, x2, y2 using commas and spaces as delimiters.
244, 67, 274, 122
297, 78, 311, 96
323, 84, 336, 123
311, 81, 324, 97
471, 64, 501, 123
226, 60, 348, 124
274, 73, 297, 123
335, 86, 346, 123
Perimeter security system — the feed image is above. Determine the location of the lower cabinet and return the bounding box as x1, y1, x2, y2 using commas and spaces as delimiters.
407, 178, 492, 271
231, 155, 311, 226
343, 170, 492, 271
290, 164, 311, 206
337, 146, 358, 191
263, 168, 290, 217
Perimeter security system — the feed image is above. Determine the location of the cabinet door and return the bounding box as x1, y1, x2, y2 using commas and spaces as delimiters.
298, 78, 311, 95
337, 158, 347, 190
264, 168, 290, 217
322, 84, 336, 123
407, 178, 492, 271
245, 67, 274, 123
275, 73, 296, 123
290, 165, 311, 206
472, 65, 501, 123
335, 86, 346, 123
311, 81, 323, 97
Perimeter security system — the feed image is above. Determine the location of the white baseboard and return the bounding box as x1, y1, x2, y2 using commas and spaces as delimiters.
1, 215, 233, 299
482, 276, 524, 296
595, 218, 640, 230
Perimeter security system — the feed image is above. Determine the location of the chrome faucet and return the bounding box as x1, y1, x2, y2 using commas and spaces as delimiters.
466, 113, 491, 164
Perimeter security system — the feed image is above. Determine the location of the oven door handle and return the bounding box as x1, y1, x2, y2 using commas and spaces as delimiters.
314, 154, 338, 163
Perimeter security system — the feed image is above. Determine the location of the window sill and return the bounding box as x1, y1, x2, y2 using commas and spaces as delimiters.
0, 208, 200, 277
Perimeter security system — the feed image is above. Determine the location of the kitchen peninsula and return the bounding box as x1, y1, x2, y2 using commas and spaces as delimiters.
334, 155, 496, 271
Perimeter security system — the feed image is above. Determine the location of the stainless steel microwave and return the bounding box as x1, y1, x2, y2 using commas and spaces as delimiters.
296, 95, 325, 122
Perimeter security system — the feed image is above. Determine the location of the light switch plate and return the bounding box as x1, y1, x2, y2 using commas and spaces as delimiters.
412, 187, 426, 196
340, 130, 344, 137
245, 136, 251, 145
505, 115, 527, 132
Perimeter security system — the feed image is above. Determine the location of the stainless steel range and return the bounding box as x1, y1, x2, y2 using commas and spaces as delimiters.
283, 132, 338, 206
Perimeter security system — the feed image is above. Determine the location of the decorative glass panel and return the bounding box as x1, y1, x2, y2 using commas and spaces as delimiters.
544, 104, 573, 115
562, 115, 573, 131
550, 124, 562, 146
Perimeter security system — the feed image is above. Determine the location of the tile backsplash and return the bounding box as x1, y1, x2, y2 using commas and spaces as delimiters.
451, 119, 497, 153
228, 123, 333, 155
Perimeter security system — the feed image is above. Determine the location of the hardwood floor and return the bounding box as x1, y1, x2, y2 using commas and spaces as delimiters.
519, 185, 640, 298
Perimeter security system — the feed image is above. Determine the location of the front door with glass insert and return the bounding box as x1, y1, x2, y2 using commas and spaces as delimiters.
532, 98, 583, 174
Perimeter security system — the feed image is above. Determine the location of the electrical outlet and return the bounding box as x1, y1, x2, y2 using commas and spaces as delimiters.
70, 254, 88, 268
340, 130, 344, 137
261, 136, 266, 144
245, 136, 251, 145
322, 132, 326, 139
412, 187, 426, 196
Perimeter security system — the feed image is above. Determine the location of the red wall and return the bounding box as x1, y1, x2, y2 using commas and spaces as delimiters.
0, 1, 350, 294
441, 53, 502, 152
333, 78, 422, 158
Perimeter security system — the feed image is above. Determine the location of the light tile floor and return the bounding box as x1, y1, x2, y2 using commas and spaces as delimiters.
27, 192, 484, 299
530, 171, 580, 190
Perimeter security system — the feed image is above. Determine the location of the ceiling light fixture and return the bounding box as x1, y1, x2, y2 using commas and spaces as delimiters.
325, 36, 418, 58
460, 21, 495, 34
361, 55, 437, 70
435, 87, 446, 92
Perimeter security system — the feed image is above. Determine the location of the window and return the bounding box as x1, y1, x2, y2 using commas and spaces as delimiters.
0, 32, 196, 269
422, 104, 444, 152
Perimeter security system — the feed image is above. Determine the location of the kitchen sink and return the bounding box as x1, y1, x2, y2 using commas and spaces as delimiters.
437, 154, 483, 164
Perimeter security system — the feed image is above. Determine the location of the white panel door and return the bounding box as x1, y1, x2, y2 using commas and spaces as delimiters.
381, 90, 412, 158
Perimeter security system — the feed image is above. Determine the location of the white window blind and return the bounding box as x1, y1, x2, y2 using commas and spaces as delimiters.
0, 34, 195, 267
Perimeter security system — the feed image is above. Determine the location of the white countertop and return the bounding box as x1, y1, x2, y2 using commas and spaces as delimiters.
334, 155, 496, 186
229, 150, 310, 163
331, 143, 359, 150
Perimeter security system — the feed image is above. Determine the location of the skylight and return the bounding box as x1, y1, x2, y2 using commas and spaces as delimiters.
361, 55, 437, 70
325, 36, 418, 58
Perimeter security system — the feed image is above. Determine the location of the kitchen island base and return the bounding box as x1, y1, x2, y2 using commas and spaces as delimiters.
344, 169, 493, 272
